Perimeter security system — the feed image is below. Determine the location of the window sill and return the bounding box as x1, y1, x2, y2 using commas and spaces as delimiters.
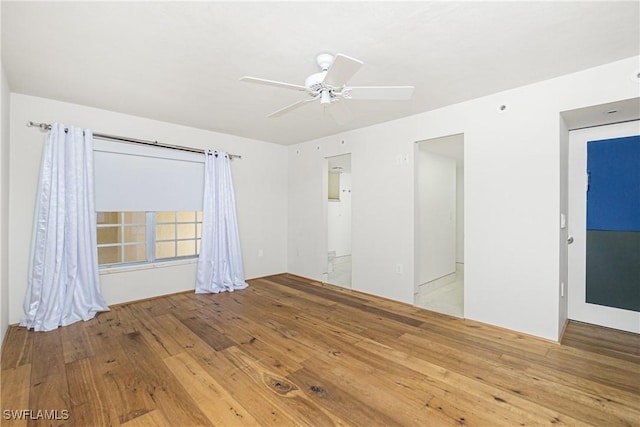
99, 257, 198, 275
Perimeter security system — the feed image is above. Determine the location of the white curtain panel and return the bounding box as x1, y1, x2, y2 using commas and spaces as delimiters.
195, 151, 248, 293
21, 123, 109, 332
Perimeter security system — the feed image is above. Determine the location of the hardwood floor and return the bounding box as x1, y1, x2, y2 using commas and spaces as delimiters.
1, 274, 639, 426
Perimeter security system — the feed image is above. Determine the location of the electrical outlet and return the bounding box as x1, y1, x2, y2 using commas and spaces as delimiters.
395, 264, 403, 275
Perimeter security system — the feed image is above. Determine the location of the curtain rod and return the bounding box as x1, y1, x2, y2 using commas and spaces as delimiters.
26, 121, 242, 159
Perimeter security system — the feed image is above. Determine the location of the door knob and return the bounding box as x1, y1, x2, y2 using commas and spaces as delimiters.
567, 236, 574, 244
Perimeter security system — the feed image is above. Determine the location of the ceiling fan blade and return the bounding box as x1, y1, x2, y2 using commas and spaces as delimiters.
342, 86, 415, 100
267, 96, 318, 118
240, 76, 311, 93
327, 100, 354, 126
323, 54, 364, 88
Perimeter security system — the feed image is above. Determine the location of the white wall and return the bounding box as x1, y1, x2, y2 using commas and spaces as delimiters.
288, 56, 640, 341
456, 166, 464, 264
567, 121, 640, 333
8, 94, 288, 325
416, 149, 456, 285
0, 62, 10, 345
328, 172, 352, 257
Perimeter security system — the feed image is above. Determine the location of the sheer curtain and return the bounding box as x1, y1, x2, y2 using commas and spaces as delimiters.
21, 123, 109, 332
195, 150, 248, 293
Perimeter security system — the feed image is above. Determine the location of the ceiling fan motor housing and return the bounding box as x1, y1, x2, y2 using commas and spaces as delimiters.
305, 71, 328, 92
306, 54, 339, 103
305, 53, 339, 94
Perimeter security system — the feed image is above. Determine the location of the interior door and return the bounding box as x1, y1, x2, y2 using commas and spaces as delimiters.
567, 122, 640, 333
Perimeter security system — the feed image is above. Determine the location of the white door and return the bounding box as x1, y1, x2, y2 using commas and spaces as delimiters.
568, 121, 640, 333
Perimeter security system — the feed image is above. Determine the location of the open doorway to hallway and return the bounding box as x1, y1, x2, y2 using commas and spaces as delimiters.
414, 134, 464, 317
326, 153, 352, 288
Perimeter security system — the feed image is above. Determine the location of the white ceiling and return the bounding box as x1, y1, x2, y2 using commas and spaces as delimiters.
2, 1, 639, 145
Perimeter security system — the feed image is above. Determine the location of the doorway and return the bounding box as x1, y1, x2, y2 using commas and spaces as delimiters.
414, 134, 464, 317
326, 154, 352, 288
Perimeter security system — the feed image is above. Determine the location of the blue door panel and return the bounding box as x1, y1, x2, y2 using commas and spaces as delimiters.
586, 135, 640, 232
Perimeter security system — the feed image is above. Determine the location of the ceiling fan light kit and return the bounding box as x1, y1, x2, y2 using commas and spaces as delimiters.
240, 53, 415, 123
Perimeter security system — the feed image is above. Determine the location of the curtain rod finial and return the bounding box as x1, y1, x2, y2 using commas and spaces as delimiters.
27, 121, 51, 131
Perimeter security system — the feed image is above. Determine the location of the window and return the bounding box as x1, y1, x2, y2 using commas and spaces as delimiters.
97, 211, 202, 267
92, 141, 205, 267
155, 211, 203, 259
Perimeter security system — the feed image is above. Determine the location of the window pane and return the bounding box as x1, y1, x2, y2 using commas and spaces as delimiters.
196, 211, 203, 221
196, 239, 201, 254
124, 226, 146, 243
124, 244, 146, 262
97, 212, 120, 225
156, 224, 175, 241
124, 211, 146, 224
157, 211, 175, 223
177, 240, 196, 257
98, 246, 121, 265
177, 223, 196, 239
196, 223, 202, 239
97, 226, 120, 245
156, 241, 175, 259
177, 211, 195, 222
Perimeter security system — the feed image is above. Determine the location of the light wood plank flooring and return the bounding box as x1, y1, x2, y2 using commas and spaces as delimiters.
1, 274, 639, 426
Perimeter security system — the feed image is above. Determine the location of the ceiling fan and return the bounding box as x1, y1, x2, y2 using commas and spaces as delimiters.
240, 53, 414, 124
